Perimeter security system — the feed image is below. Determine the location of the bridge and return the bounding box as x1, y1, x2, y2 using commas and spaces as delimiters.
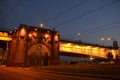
59, 40, 117, 59
0, 24, 118, 66
0, 31, 12, 41
0, 32, 117, 60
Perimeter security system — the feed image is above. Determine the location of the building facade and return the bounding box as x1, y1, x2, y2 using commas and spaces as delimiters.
7, 24, 60, 66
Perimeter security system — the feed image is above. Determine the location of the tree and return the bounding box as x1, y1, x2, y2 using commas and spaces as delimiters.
106, 52, 113, 61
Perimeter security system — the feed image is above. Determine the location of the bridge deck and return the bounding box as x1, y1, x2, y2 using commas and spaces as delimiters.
59, 41, 117, 59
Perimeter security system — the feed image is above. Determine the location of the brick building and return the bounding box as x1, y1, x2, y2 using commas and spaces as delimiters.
7, 24, 59, 66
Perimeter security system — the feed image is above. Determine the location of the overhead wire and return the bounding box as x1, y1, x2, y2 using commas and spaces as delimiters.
0, 0, 24, 25
54, 0, 120, 28
44, 0, 88, 24
81, 21, 120, 35
83, 24, 120, 35
61, 24, 120, 42
61, 21, 120, 39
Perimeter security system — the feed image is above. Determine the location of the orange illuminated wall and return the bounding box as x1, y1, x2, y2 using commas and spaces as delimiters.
59, 41, 118, 59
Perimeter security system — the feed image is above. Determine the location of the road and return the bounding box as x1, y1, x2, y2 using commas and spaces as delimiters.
0, 66, 117, 80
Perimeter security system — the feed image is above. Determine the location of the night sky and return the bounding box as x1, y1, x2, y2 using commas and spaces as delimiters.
0, 0, 120, 47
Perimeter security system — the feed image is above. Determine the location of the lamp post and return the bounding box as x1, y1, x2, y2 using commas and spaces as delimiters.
77, 32, 80, 42
101, 37, 115, 46
39, 23, 44, 28
108, 37, 111, 41
101, 37, 104, 45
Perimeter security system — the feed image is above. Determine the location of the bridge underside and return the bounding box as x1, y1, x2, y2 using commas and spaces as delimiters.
59, 51, 106, 59
60, 51, 91, 58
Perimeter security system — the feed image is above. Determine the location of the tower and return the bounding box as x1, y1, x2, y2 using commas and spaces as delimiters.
7, 24, 60, 66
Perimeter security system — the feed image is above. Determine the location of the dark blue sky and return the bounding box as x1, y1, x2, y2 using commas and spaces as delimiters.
0, 0, 120, 47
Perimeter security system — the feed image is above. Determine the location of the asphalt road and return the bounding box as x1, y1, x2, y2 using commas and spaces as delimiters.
0, 66, 116, 80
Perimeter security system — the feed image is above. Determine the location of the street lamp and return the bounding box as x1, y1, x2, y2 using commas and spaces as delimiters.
108, 37, 111, 41
100, 37, 105, 45
100, 37, 116, 46
77, 32, 80, 42
108, 37, 115, 41
39, 23, 44, 28
101, 37, 104, 41
90, 57, 93, 61
107, 37, 118, 49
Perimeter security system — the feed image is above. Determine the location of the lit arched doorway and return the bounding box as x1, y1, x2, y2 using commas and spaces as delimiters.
27, 43, 50, 66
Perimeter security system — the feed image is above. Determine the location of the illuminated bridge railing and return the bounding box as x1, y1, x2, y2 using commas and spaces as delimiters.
59, 41, 117, 59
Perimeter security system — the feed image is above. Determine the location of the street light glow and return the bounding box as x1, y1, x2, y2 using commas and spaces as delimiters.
29, 33, 32, 38
35, 28, 37, 31
77, 32, 80, 36
40, 23, 44, 28
101, 38, 104, 41
108, 37, 111, 41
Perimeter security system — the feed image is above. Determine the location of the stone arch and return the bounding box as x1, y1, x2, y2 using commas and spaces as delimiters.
27, 43, 51, 66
